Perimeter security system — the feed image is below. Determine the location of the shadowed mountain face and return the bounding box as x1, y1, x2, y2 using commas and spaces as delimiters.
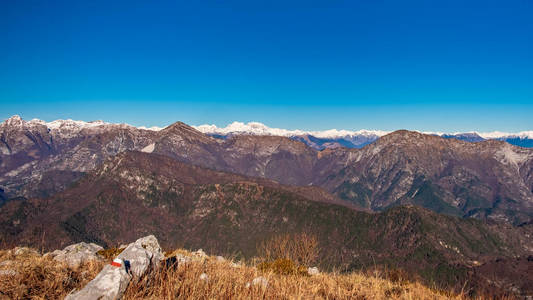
1, 117, 533, 224
1, 151, 532, 296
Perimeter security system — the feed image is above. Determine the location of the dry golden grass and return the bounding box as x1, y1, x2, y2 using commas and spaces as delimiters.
123, 251, 471, 300
96, 247, 125, 259
0, 247, 515, 300
0, 249, 104, 300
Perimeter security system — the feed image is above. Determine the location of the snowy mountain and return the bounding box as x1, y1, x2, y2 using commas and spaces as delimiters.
2, 115, 533, 225
2, 116, 532, 150
193, 121, 533, 149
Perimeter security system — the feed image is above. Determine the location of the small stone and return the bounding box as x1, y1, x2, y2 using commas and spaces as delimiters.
216, 256, 225, 262
193, 249, 207, 258
199, 273, 209, 281
175, 254, 192, 264
0, 269, 17, 276
251, 276, 269, 289
307, 267, 319, 275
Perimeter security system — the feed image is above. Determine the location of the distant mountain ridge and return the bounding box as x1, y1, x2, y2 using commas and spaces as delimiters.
194, 121, 533, 149
1, 115, 533, 225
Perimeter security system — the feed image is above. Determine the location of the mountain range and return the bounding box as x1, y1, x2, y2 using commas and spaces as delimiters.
2, 150, 533, 295
1, 115, 533, 295
195, 121, 533, 149
1, 115, 532, 224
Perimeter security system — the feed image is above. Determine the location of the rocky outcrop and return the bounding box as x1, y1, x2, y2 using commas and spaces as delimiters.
45, 242, 103, 268
66, 235, 163, 300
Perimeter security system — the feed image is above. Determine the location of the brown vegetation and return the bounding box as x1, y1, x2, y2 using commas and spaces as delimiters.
0, 246, 519, 300
256, 232, 319, 266
124, 248, 473, 300
96, 247, 125, 260
0, 249, 104, 300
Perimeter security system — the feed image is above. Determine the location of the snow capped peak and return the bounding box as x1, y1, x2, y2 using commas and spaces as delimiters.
138, 126, 164, 131
193, 121, 533, 140
194, 121, 306, 136
3, 115, 24, 126
477, 131, 533, 140
2, 115, 532, 141
44, 119, 110, 130
193, 121, 389, 138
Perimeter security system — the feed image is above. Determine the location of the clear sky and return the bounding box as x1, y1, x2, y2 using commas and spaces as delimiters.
1, 0, 532, 132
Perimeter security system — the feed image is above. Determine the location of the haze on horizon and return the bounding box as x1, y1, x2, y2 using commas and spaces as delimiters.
1, 0, 532, 133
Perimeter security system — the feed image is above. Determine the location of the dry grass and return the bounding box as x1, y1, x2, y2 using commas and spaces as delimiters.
96, 247, 125, 259
257, 258, 309, 276
0, 248, 104, 300
123, 251, 471, 300
0, 247, 515, 300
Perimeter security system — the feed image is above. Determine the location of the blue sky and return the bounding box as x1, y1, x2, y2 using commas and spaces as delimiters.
1, 0, 532, 132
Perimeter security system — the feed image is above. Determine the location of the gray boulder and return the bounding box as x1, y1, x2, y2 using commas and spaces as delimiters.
49, 242, 104, 268
65, 235, 163, 300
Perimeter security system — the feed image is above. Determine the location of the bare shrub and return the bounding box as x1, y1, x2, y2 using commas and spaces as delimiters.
257, 232, 319, 266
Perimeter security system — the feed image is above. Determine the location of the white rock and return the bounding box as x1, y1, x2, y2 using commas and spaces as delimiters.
199, 273, 209, 281
193, 249, 207, 258
307, 267, 320, 275
216, 256, 225, 262
65, 235, 163, 300
0, 269, 17, 276
175, 253, 192, 264
141, 143, 155, 153
251, 276, 269, 289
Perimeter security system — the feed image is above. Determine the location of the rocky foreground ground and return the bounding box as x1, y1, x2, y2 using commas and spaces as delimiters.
0, 235, 512, 300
